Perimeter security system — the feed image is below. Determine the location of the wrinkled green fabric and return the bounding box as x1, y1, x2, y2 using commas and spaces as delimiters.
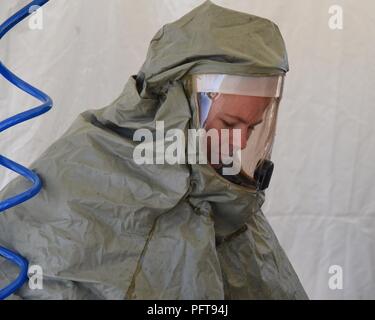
0, 1, 307, 299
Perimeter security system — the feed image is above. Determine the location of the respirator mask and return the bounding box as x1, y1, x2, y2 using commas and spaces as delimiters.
186, 73, 284, 191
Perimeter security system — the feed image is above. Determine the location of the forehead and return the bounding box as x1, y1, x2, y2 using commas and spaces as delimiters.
217, 94, 272, 118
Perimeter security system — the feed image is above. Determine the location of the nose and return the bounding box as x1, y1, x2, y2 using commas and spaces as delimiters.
240, 126, 251, 150
230, 127, 249, 150
240, 127, 249, 150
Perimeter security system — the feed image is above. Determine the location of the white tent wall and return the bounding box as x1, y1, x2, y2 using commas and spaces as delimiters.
1, 0, 374, 299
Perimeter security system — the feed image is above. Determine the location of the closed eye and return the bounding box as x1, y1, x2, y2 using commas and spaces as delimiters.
222, 120, 235, 127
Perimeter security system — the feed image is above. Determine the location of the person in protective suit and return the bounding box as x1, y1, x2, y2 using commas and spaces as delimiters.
0, 1, 308, 299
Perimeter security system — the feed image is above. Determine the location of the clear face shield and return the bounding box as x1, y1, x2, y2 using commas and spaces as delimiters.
188, 73, 285, 191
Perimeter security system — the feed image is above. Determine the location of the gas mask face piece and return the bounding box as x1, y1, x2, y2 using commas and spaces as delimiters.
188, 73, 285, 191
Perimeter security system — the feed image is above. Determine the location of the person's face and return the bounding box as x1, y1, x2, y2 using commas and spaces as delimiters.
203, 94, 271, 166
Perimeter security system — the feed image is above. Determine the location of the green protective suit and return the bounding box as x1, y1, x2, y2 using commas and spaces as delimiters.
0, 1, 308, 299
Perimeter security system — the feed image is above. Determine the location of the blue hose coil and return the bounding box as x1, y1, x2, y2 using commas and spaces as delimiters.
0, 0, 52, 299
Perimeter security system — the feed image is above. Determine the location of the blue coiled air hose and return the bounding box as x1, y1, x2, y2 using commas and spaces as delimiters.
0, 0, 52, 300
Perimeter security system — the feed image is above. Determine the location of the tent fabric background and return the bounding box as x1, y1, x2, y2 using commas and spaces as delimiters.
0, 0, 374, 299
